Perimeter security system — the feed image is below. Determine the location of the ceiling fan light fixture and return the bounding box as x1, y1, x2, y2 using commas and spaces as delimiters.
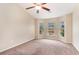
35, 6, 41, 10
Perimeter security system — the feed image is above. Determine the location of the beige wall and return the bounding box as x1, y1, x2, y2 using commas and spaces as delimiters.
0, 4, 35, 52
36, 14, 72, 43
66, 14, 72, 43
72, 4, 79, 51
58, 14, 72, 43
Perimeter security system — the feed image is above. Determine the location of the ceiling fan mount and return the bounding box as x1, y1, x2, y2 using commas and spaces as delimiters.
26, 3, 51, 13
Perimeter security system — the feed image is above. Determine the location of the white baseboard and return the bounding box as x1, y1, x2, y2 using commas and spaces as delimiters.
0, 38, 34, 53
58, 39, 72, 44
72, 43, 79, 52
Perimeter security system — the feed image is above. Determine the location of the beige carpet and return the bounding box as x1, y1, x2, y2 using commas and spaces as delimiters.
0, 39, 79, 55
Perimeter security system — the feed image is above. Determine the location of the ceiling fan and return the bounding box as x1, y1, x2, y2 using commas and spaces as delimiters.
26, 3, 51, 13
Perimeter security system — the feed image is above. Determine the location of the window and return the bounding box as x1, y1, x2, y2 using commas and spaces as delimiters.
60, 22, 64, 37
39, 23, 45, 34
48, 23, 55, 35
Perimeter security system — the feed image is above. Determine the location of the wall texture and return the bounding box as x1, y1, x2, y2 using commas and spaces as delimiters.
58, 14, 72, 43
0, 4, 35, 52
72, 4, 79, 51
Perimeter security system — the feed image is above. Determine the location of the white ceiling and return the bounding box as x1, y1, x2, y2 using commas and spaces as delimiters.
19, 3, 77, 19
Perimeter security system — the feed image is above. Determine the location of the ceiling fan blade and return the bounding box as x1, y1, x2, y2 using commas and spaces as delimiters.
42, 6, 50, 11
41, 3, 47, 5
26, 6, 35, 10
